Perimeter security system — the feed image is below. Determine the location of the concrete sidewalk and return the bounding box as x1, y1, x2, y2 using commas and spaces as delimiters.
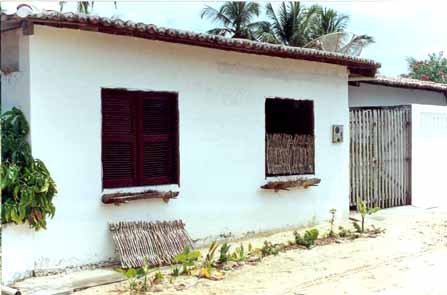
11, 269, 125, 295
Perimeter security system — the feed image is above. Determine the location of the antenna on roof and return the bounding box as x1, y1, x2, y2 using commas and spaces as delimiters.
16, 4, 33, 17
304, 31, 374, 57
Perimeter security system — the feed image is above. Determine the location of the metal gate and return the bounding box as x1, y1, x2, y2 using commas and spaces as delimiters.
350, 106, 411, 208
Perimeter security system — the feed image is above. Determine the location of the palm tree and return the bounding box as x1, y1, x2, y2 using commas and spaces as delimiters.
59, 1, 117, 14
59, 1, 94, 14
257, 2, 318, 47
309, 6, 349, 39
201, 2, 268, 40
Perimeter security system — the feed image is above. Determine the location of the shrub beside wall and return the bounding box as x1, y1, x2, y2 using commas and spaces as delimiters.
1, 107, 58, 230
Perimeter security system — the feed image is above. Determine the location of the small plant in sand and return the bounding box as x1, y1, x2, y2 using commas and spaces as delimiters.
116, 267, 142, 292
204, 240, 219, 268
328, 208, 337, 238
294, 228, 319, 249
171, 265, 181, 277
218, 243, 231, 264
230, 243, 247, 262
260, 240, 281, 257
352, 221, 362, 233
198, 240, 219, 279
369, 224, 385, 235
338, 226, 352, 238
116, 257, 159, 292
245, 242, 262, 260
174, 246, 201, 275
248, 243, 253, 253
356, 198, 380, 233
152, 271, 164, 285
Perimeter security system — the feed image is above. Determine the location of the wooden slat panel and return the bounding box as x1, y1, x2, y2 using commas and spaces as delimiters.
139, 94, 179, 186
102, 89, 137, 188
350, 106, 411, 209
266, 134, 314, 176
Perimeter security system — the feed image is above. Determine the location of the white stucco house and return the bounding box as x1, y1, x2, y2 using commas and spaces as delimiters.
1, 10, 382, 283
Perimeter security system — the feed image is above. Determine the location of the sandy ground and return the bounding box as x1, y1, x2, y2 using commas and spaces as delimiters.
77, 206, 447, 295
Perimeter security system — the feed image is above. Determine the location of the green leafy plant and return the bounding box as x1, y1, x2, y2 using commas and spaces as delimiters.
171, 265, 181, 277
218, 243, 231, 264
116, 257, 157, 293
198, 240, 219, 279
328, 208, 337, 238
116, 267, 143, 292
141, 257, 156, 291
356, 199, 380, 233
246, 242, 262, 259
1, 107, 58, 230
174, 246, 201, 275
230, 243, 247, 262
204, 240, 218, 268
152, 271, 164, 284
294, 228, 319, 249
260, 240, 281, 257
352, 221, 362, 233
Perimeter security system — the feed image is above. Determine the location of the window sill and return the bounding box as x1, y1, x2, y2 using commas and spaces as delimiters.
261, 177, 321, 192
102, 190, 179, 205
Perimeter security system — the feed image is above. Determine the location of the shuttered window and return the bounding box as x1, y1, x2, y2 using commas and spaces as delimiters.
102, 89, 179, 188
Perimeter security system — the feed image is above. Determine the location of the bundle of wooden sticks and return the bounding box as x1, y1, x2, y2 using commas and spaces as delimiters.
109, 220, 193, 268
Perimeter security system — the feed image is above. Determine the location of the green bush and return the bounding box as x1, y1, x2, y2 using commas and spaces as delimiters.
1, 107, 58, 230
294, 228, 319, 249
260, 240, 281, 257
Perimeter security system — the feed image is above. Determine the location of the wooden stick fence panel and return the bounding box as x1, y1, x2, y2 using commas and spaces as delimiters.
350, 106, 411, 209
109, 220, 193, 268
266, 134, 314, 175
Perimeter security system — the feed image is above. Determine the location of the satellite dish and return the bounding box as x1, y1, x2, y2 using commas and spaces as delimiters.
16, 4, 33, 17
304, 31, 374, 57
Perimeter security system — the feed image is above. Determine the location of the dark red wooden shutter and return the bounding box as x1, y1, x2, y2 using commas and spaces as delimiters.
102, 89, 137, 188
137, 92, 178, 185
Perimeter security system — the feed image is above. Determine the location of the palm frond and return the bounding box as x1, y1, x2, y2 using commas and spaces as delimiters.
207, 27, 233, 37
201, 2, 261, 40
201, 5, 232, 27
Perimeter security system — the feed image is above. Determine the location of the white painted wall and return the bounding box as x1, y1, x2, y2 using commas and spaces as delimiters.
3, 25, 351, 283
1, 30, 38, 283
349, 83, 446, 107
411, 104, 447, 208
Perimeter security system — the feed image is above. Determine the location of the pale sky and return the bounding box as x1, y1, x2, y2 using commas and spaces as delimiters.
3, 0, 447, 76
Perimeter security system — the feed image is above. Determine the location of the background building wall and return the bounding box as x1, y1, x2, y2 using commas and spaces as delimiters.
349, 83, 446, 107
411, 104, 447, 208
3, 25, 351, 283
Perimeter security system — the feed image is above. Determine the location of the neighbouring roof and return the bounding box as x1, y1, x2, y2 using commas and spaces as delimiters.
1, 11, 380, 77
363, 75, 447, 94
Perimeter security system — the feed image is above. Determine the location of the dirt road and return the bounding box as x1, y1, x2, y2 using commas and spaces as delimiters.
79, 206, 447, 295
